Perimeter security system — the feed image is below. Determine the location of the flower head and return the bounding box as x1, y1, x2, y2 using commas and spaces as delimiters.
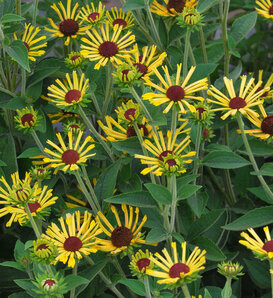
65, 51, 87, 70
32, 238, 57, 264
146, 242, 206, 286
239, 226, 273, 261
115, 100, 142, 125
150, 0, 198, 17
187, 102, 214, 126
45, 0, 90, 46
107, 7, 134, 29
63, 119, 86, 135
43, 210, 101, 267
113, 63, 142, 86
130, 249, 154, 278
249, 70, 273, 100
14, 106, 40, 133
30, 166, 51, 181
135, 125, 195, 176
79, 2, 106, 26
47, 71, 89, 111
218, 261, 244, 280
80, 22, 135, 70
32, 272, 66, 296
255, 0, 273, 20
207, 76, 267, 120
143, 64, 207, 114
177, 7, 203, 31
96, 204, 152, 255
14, 23, 47, 61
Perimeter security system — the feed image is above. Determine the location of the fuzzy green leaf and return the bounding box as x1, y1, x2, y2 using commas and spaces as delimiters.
1, 13, 24, 23
17, 147, 42, 159
145, 183, 172, 205
119, 279, 146, 296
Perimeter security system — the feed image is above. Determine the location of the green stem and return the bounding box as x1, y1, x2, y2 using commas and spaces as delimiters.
31, 130, 46, 155
21, 68, 26, 97
223, 277, 232, 298
32, 0, 39, 26
74, 170, 99, 214
102, 63, 113, 117
181, 283, 191, 298
24, 203, 41, 238
199, 27, 210, 84
81, 166, 101, 211
183, 29, 191, 78
0, 86, 16, 97
270, 260, 273, 298
112, 256, 126, 277
16, 0, 21, 16
220, 0, 230, 76
192, 123, 202, 177
169, 174, 177, 234
171, 107, 177, 133
70, 262, 77, 298
85, 256, 125, 298
144, 277, 152, 298
78, 106, 115, 162
237, 114, 273, 202
189, 44, 196, 66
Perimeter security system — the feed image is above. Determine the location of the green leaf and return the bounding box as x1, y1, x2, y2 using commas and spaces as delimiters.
192, 236, 226, 261
17, 147, 42, 159
27, 66, 60, 87
247, 184, 273, 205
146, 227, 168, 243
3, 96, 28, 111
0, 159, 6, 166
112, 137, 142, 155
4, 40, 30, 72
1, 13, 24, 23
105, 191, 157, 208
204, 289, 213, 298
177, 184, 202, 200
122, 0, 145, 11
145, 183, 172, 205
230, 12, 257, 44
194, 42, 224, 64
0, 261, 25, 271
94, 159, 121, 202
177, 174, 199, 185
246, 139, 273, 157
197, 0, 220, 13
244, 259, 271, 289
119, 279, 146, 296
187, 209, 225, 240
14, 279, 38, 296
251, 163, 273, 176
188, 63, 218, 84
9, 292, 31, 298
223, 206, 273, 230
203, 150, 250, 169
14, 240, 25, 262
63, 275, 89, 292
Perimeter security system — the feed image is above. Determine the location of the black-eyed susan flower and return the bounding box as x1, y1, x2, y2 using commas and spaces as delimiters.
187, 102, 214, 126
150, 0, 198, 17
63, 120, 86, 135
143, 64, 207, 114
177, 6, 203, 31
98, 116, 152, 141
30, 166, 51, 181
45, 0, 90, 46
249, 70, 273, 100
64, 51, 87, 70
43, 210, 101, 268
218, 261, 244, 280
146, 242, 206, 286
207, 76, 268, 120
113, 63, 142, 86
130, 249, 154, 278
32, 272, 66, 296
135, 126, 195, 176
14, 106, 40, 133
115, 100, 141, 125
255, 0, 273, 20
32, 238, 57, 264
47, 110, 80, 124
47, 71, 89, 110
14, 23, 47, 61
239, 226, 273, 260
79, 2, 106, 26
237, 104, 273, 141
80, 22, 135, 70
128, 44, 167, 79
43, 130, 96, 172
106, 7, 134, 29
96, 204, 151, 255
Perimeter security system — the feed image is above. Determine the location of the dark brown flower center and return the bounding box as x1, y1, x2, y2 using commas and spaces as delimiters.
122, 69, 130, 81
169, 262, 190, 278
184, 13, 194, 23
263, 240, 273, 252
136, 258, 150, 271
203, 128, 210, 139
134, 63, 148, 77
70, 124, 80, 130
196, 107, 205, 119
27, 202, 41, 213
71, 55, 80, 61
21, 113, 34, 126
269, 5, 273, 15
62, 149, 80, 165
88, 12, 100, 22
159, 150, 173, 161
124, 108, 136, 120
65, 89, 81, 104
63, 236, 82, 251
229, 96, 246, 109
166, 85, 185, 102
37, 244, 48, 250
113, 18, 127, 27
16, 188, 28, 201
261, 116, 273, 135
99, 41, 118, 58
43, 280, 55, 287
111, 226, 133, 247
167, 0, 185, 13
23, 42, 30, 52
37, 168, 44, 173
126, 124, 149, 138
59, 19, 79, 36
256, 86, 268, 97
166, 159, 177, 168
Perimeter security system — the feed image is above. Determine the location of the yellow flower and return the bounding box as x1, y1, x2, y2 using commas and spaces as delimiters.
80, 22, 135, 70
45, 0, 90, 46
135, 125, 195, 176
43, 210, 101, 268
43, 130, 96, 172
239, 226, 273, 260
146, 242, 206, 285
47, 71, 89, 110
79, 2, 106, 25
143, 64, 207, 114
150, 0, 198, 17
14, 106, 40, 133
106, 7, 134, 29
207, 75, 268, 120
255, 0, 273, 20
128, 44, 167, 79
249, 70, 273, 100
98, 116, 152, 142
96, 204, 151, 254
14, 23, 47, 61
115, 100, 141, 125
130, 249, 154, 277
